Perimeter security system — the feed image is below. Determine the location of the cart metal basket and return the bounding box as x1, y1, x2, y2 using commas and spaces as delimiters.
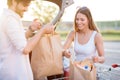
96, 64, 120, 80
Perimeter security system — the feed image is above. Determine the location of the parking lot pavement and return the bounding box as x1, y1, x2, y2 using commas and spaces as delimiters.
103, 41, 120, 66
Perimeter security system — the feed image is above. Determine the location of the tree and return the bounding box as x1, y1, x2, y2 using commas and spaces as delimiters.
30, 0, 59, 24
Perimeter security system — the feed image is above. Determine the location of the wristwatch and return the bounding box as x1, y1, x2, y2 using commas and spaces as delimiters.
29, 25, 34, 32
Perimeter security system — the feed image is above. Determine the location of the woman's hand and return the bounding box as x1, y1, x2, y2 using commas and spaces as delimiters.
62, 49, 71, 58
92, 56, 99, 63
92, 56, 105, 63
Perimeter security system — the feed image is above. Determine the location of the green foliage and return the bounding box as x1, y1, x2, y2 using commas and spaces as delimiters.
101, 30, 120, 35
30, 0, 59, 24
57, 30, 120, 41
101, 30, 120, 41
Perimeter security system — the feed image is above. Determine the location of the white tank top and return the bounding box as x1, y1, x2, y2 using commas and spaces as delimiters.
74, 31, 97, 61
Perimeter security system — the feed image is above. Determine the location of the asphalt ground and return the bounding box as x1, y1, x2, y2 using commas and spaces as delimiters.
103, 41, 120, 66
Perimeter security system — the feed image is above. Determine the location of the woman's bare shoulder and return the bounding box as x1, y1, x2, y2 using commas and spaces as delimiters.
95, 32, 103, 42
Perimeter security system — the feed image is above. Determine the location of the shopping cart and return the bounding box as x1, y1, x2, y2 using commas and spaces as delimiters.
51, 64, 120, 80
96, 63, 120, 80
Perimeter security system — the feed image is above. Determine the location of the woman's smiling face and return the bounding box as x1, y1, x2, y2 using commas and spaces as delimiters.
75, 12, 89, 30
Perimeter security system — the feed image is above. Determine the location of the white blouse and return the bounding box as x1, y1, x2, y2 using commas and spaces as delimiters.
74, 31, 97, 61
0, 9, 33, 80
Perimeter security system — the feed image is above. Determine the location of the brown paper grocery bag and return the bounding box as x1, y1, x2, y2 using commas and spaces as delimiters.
69, 59, 96, 80
31, 33, 63, 80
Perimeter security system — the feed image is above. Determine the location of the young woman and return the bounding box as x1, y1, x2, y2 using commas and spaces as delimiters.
63, 6, 105, 64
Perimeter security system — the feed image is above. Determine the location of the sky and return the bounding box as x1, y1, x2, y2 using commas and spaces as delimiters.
0, 0, 120, 22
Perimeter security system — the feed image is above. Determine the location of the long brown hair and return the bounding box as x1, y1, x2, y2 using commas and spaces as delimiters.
74, 6, 99, 32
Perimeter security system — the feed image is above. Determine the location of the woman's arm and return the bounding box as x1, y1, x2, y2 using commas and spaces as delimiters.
63, 31, 75, 57
93, 33, 105, 63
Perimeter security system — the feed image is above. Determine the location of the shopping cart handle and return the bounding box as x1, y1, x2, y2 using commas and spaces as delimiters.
112, 64, 120, 68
